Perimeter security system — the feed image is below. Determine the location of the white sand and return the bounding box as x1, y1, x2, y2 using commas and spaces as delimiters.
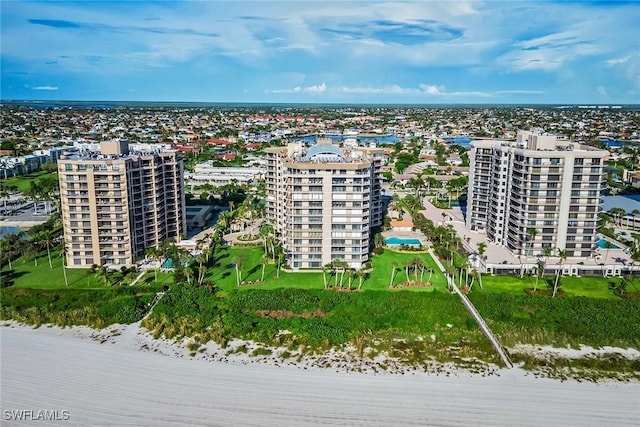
1, 323, 639, 427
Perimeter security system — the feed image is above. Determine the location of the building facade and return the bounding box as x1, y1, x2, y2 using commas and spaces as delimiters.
58, 141, 186, 268
265, 142, 384, 269
466, 132, 608, 258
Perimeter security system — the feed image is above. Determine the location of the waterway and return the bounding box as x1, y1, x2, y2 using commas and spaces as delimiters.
293, 134, 399, 145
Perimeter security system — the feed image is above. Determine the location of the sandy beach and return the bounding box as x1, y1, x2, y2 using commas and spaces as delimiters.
1, 323, 639, 427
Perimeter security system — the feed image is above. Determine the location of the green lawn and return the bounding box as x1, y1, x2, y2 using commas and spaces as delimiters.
2, 247, 150, 290
369, 249, 447, 291
202, 246, 447, 292
479, 274, 624, 299
1, 170, 58, 193
4, 242, 625, 300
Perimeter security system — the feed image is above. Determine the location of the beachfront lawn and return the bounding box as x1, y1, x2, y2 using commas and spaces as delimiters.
478, 275, 623, 299
369, 249, 447, 291
1, 248, 164, 289
203, 246, 447, 292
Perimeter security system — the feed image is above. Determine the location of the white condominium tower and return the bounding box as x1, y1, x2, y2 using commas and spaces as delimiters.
466, 132, 608, 258
58, 140, 186, 268
265, 141, 384, 270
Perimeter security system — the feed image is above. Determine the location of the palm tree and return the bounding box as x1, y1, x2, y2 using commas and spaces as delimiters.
194, 253, 207, 286
274, 246, 284, 278
553, 248, 567, 298
389, 262, 398, 288
322, 263, 331, 289
39, 229, 55, 270
332, 259, 348, 289
426, 267, 434, 285
1, 234, 20, 270
96, 265, 110, 287
25, 242, 39, 266
60, 243, 69, 287
259, 222, 275, 257
357, 267, 368, 291
526, 228, 538, 257
233, 257, 242, 286
260, 254, 268, 282
145, 247, 161, 284
534, 259, 545, 292
468, 268, 480, 291
374, 233, 384, 249
403, 260, 412, 285
476, 242, 487, 261
346, 269, 356, 290
25, 181, 42, 215
609, 207, 626, 227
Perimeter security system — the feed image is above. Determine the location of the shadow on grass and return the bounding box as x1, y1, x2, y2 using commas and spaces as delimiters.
1, 269, 29, 287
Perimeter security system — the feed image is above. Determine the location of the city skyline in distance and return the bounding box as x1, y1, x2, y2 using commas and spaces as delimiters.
2, 1, 639, 104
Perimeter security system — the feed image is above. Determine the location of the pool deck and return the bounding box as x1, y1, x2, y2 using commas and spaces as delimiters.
419, 196, 635, 274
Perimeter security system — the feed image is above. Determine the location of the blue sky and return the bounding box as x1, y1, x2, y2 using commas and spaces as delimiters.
1, 1, 639, 104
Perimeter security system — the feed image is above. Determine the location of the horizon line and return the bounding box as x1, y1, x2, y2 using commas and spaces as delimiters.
2, 99, 639, 107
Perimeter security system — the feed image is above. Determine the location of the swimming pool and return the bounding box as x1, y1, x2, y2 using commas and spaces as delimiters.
596, 238, 620, 249
384, 237, 422, 246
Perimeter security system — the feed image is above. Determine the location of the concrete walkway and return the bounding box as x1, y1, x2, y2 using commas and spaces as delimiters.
129, 271, 146, 286
427, 247, 513, 368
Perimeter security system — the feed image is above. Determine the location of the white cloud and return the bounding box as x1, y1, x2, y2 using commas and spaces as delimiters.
304, 82, 326, 93
597, 86, 608, 96
33, 86, 59, 90
341, 85, 420, 94
266, 82, 326, 94
606, 55, 632, 67
419, 84, 443, 95
340, 84, 490, 97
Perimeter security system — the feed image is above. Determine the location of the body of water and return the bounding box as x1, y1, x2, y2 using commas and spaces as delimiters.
444, 137, 472, 147
293, 134, 399, 145
601, 139, 637, 148
0, 225, 21, 238
596, 238, 620, 249
384, 237, 422, 246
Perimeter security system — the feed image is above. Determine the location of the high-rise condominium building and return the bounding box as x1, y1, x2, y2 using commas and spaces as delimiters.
466, 132, 608, 258
58, 140, 186, 268
265, 141, 384, 270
